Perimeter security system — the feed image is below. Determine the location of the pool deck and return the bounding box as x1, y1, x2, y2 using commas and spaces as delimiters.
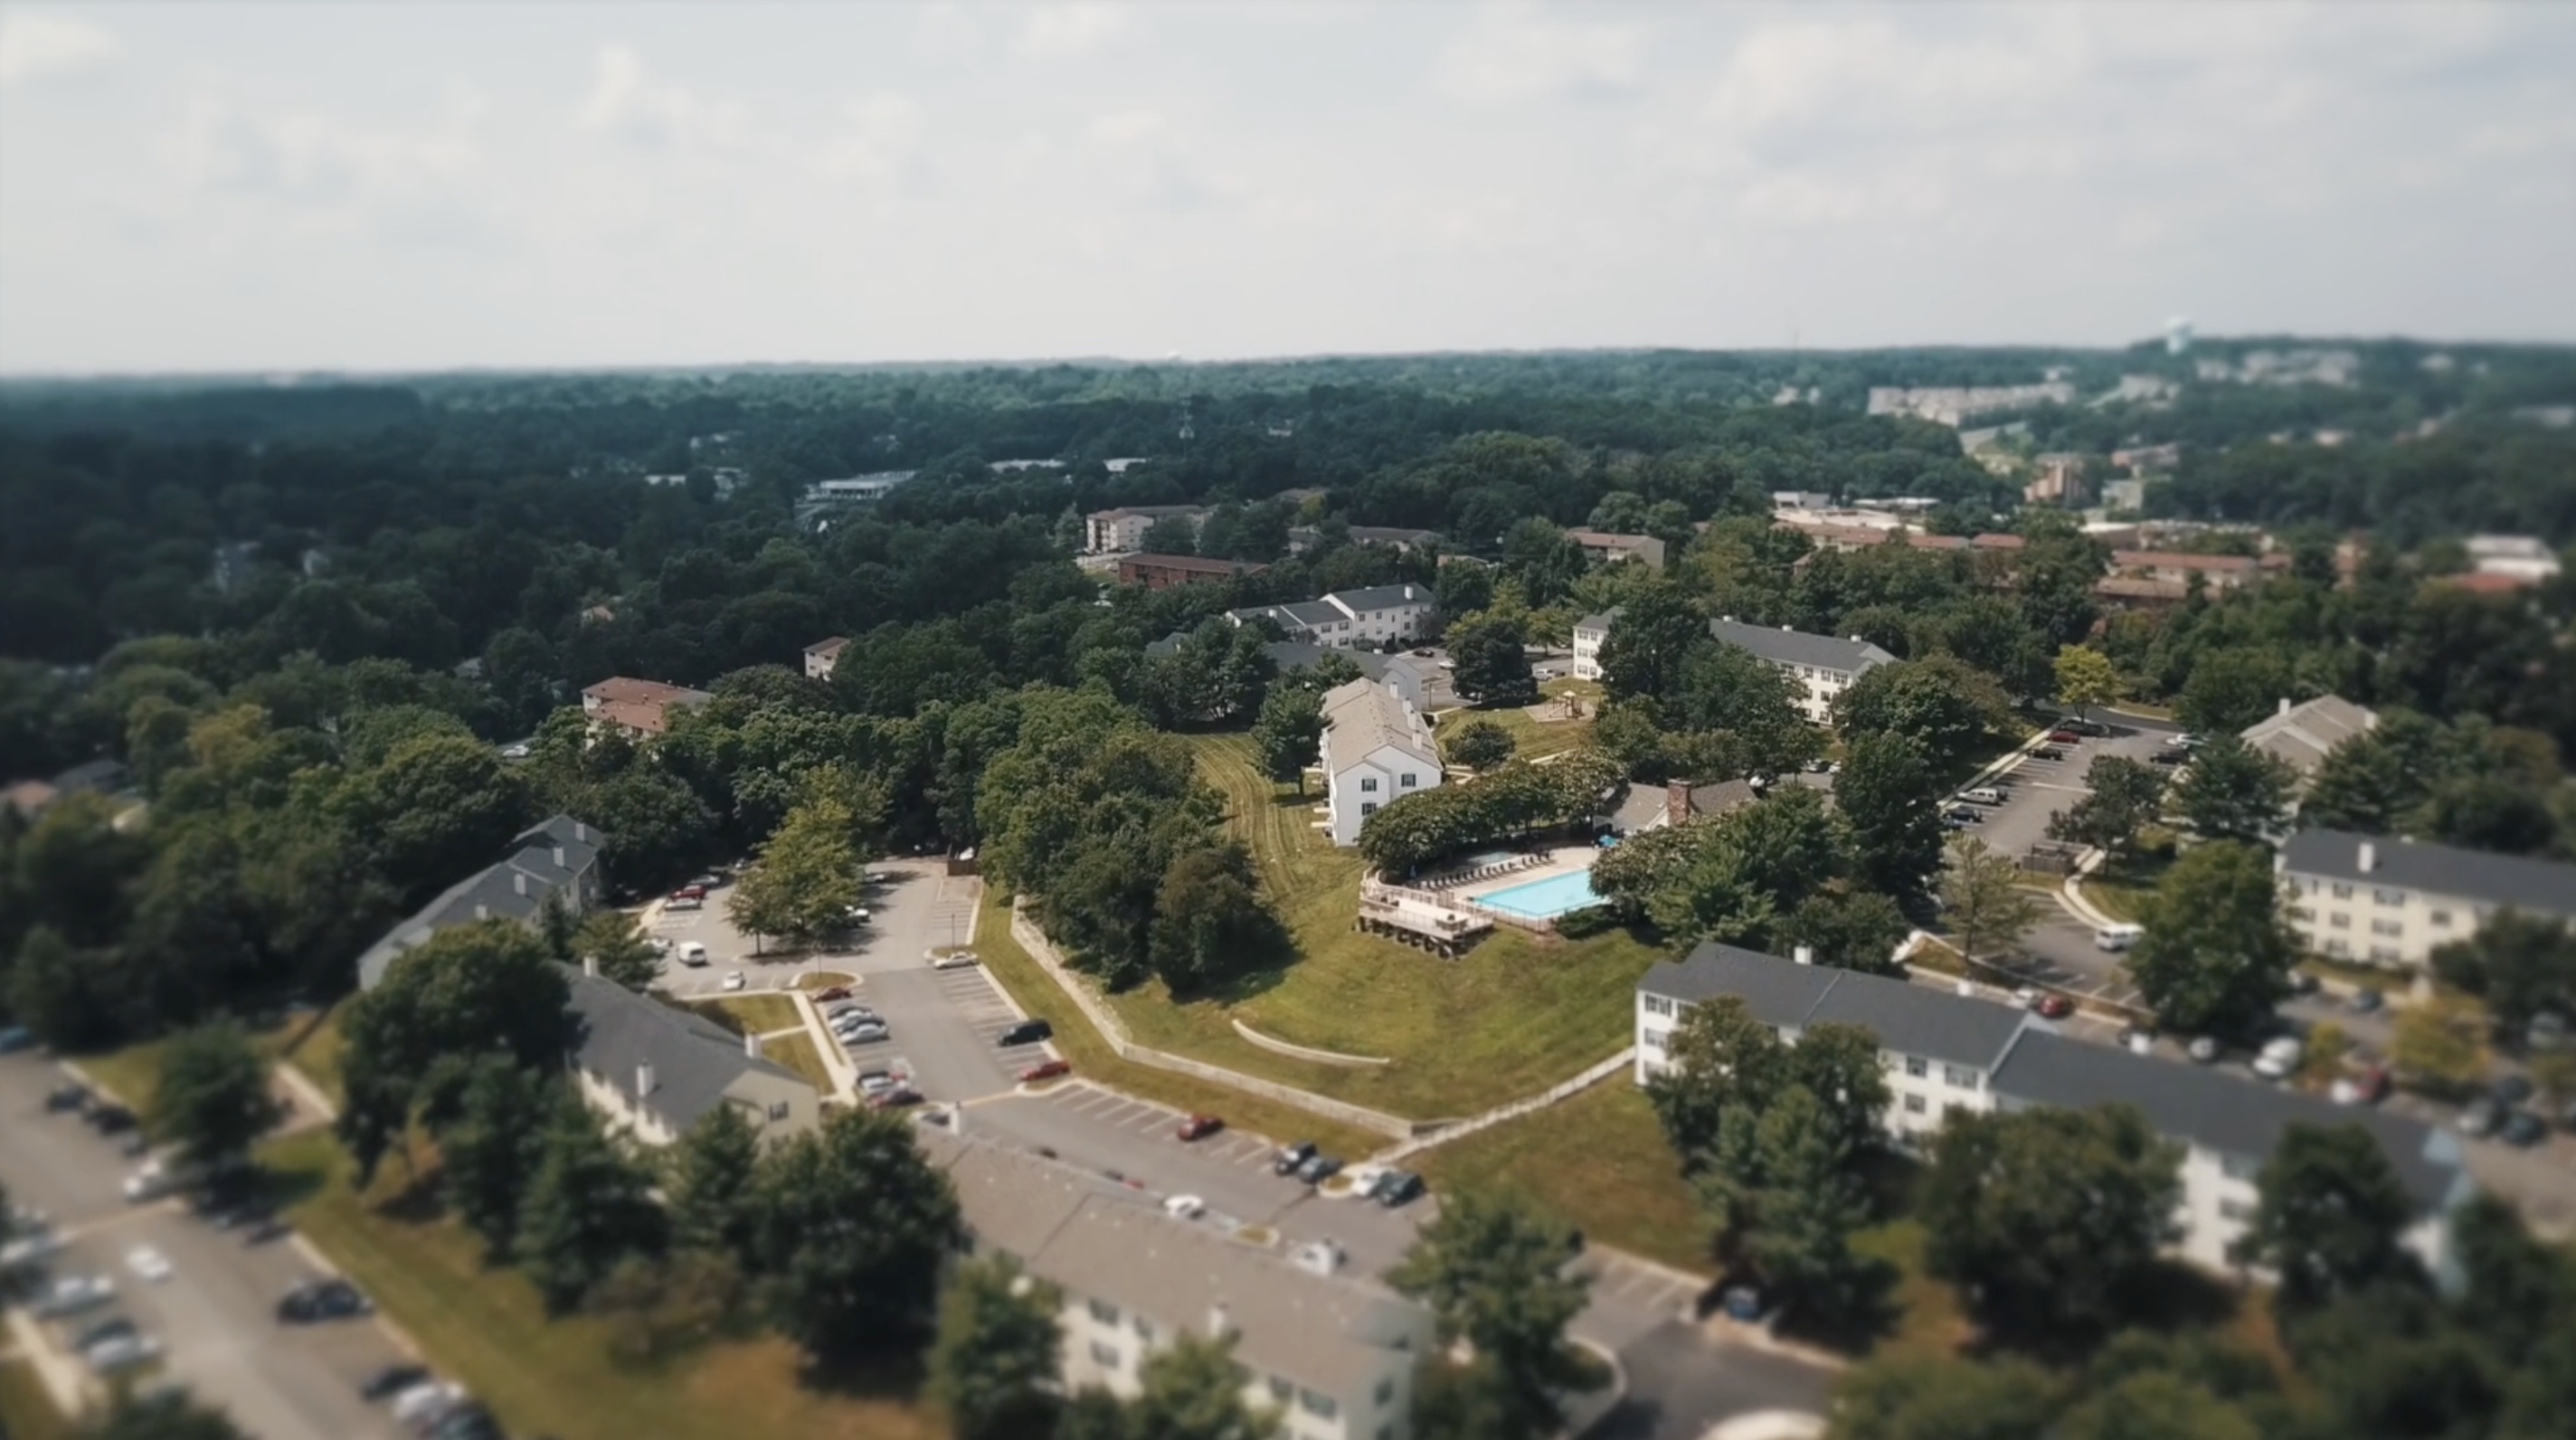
1457, 845, 1604, 929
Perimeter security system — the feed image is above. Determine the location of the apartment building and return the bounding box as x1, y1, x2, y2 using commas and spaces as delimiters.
581, 677, 715, 739
1287, 525, 1440, 555
1634, 943, 2468, 1276
2240, 695, 2375, 783
355, 816, 606, 990
1565, 530, 1667, 569
1229, 584, 1434, 650
1571, 610, 1618, 680
2107, 550, 2262, 592
2278, 830, 2576, 970
563, 963, 819, 1148
1085, 506, 1210, 554
923, 1130, 1435, 1440
1708, 618, 1896, 725
1116, 554, 1264, 590
1321, 678, 1441, 847
803, 636, 850, 682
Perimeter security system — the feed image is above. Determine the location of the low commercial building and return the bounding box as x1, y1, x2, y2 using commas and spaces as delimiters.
580, 677, 715, 739
356, 816, 606, 990
1086, 506, 1210, 554
922, 1130, 1435, 1440
2278, 830, 2576, 970
1321, 678, 1441, 847
803, 636, 850, 682
1229, 584, 1435, 650
1634, 943, 2468, 1277
1570, 609, 1618, 680
563, 962, 819, 1147
2107, 550, 2263, 592
1708, 618, 1895, 725
1116, 554, 1264, 590
1566, 529, 1666, 569
2240, 695, 2375, 783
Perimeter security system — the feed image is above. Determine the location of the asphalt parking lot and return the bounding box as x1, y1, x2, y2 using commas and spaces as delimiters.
0, 1056, 410, 1440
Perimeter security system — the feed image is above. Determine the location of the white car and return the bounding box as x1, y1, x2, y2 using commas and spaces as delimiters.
839, 1022, 891, 1046
2252, 1037, 2305, 1079
84, 1334, 161, 1373
646, 935, 673, 955
866, 870, 892, 886
931, 951, 980, 970
126, 1245, 174, 1284
1291, 1238, 1346, 1276
826, 1003, 879, 1022
498, 742, 531, 760
393, 1381, 468, 1428
1161, 1194, 1206, 1220
721, 971, 746, 992
30, 1273, 115, 1318
1, 1232, 64, 1269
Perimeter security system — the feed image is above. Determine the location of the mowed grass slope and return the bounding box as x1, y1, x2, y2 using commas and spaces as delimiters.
1085, 734, 1662, 1119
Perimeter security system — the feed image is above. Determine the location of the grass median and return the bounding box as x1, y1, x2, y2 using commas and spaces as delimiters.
261, 1129, 939, 1440
0, 1359, 71, 1440
967, 887, 1387, 1161
707, 994, 802, 1034
760, 1031, 834, 1094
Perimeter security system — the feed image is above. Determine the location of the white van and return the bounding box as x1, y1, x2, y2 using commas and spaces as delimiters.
2094, 924, 2144, 952
1959, 787, 2004, 807
677, 942, 709, 967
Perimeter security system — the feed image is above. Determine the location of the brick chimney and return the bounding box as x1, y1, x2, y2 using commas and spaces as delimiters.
554, 846, 566, 868
1667, 779, 1690, 828
634, 1062, 655, 1099
2358, 840, 2376, 873
744, 1031, 760, 1058
583, 954, 599, 978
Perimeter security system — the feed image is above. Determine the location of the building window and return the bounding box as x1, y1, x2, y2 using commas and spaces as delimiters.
767, 1101, 791, 1122
1088, 1299, 1119, 1326
1300, 1390, 1339, 1420
1643, 994, 1674, 1018
2326, 939, 2351, 957
1361, 777, 1378, 792
2371, 920, 2402, 937
2287, 906, 2314, 922
2371, 945, 2401, 962
2219, 1198, 2256, 1223
1643, 1028, 1668, 1052
1361, 802, 1378, 817
1090, 1341, 1121, 1369
1401, 772, 1418, 788
1943, 1065, 1980, 1089
2331, 883, 2353, 899
1268, 1378, 1293, 1405
1134, 1315, 1155, 1342
1905, 1056, 1928, 1078
2328, 914, 2351, 929
1905, 1094, 1927, 1114
2430, 910, 2453, 928
2221, 1152, 2262, 1181
2373, 888, 2406, 906
1377, 1378, 1396, 1408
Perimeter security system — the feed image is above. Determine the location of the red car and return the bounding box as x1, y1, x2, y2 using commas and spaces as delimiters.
2046, 729, 2080, 745
1019, 1059, 1071, 1084
813, 985, 853, 1003
1177, 1114, 1225, 1142
2034, 993, 2074, 1019
670, 884, 707, 902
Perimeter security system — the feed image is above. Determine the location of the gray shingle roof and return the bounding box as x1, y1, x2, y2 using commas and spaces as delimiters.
916, 1130, 1430, 1397
1639, 943, 1842, 1019
356, 812, 605, 990
1641, 942, 2031, 1066
563, 968, 805, 1134
1346, 526, 1437, 546
1709, 618, 1896, 676
1321, 678, 1437, 774
1609, 783, 1670, 835
2281, 829, 2576, 918
2240, 696, 2375, 777
1331, 584, 1431, 613
1574, 611, 1618, 638
1990, 1030, 2465, 1209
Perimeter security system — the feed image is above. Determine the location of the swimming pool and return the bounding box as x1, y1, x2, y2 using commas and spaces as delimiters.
1469, 868, 1605, 920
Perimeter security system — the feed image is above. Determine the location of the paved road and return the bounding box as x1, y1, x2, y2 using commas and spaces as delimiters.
0, 1055, 410, 1440
1590, 1322, 1834, 1440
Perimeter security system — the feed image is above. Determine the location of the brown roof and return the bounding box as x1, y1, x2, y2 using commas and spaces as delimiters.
804, 637, 851, 658
2111, 550, 2259, 573
1971, 533, 2027, 550
2094, 576, 2190, 602
2441, 571, 2535, 593
1118, 553, 1261, 575
582, 677, 715, 736
5, 780, 58, 817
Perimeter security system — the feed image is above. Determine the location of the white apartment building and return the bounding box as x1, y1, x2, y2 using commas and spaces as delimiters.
1084, 506, 1210, 554
1708, 619, 1896, 725
2278, 830, 2576, 971
924, 1131, 1435, 1440
1320, 678, 1441, 847
2240, 695, 2375, 784
1230, 585, 1435, 651
803, 636, 850, 682
1634, 943, 2469, 1278
1571, 610, 1618, 681
562, 964, 820, 1148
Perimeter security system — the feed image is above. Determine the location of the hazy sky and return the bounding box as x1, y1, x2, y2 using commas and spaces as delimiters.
2, 1, 2571, 373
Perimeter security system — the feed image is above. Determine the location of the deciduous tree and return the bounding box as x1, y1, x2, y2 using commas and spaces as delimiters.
2048, 754, 2166, 857
2230, 1122, 2427, 1315
1824, 1355, 2059, 1440
2391, 990, 2493, 1097
725, 790, 862, 948
572, 908, 662, 991
1446, 718, 1517, 772
929, 1254, 1064, 1440
1387, 1189, 1594, 1440
751, 1107, 962, 1359
2054, 644, 2123, 714
2128, 841, 2297, 1039
2429, 910, 2576, 1034
1447, 613, 1538, 708
431, 1054, 556, 1260
1695, 1084, 1880, 1324
1249, 683, 1324, 793
144, 1019, 282, 1171
2170, 734, 2295, 845
516, 1099, 665, 1312
1834, 733, 1946, 904
1937, 835, 2041, 966
668, 1102, 763, 1264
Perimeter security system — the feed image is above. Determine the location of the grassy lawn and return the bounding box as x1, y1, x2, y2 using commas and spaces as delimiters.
282, 1007, 347, 1104
0, 1359, 71, 1440
761, 1032, 834, 1094
2082, 850, 2173, 925
1439, 677, 1601, 763
710, 995, 802, 1033
1413, 1081, 1710, 1274
80, 1009, 318, 1111
1848, 1217, 1970, 1360
1074, 734, 1666, 1120
969, 888, 1386, 1160
261, 1129, 941, 1440
791, 971, 856, 991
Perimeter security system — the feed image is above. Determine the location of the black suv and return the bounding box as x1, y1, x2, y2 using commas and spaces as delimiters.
1372, 1170, 1425, 1208
1273, 1141, 1317, 1176
998, 1018, 1052, 1047
278, 1278, 372, 1323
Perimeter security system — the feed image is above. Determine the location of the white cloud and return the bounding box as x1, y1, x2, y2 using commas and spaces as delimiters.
0, 11, 118, 84
580, 44, 744, 150
815, 95, 926, 188
1021, 2, 1128, 58
1086, 109, 1163, 147
1435, 1, 1642, 105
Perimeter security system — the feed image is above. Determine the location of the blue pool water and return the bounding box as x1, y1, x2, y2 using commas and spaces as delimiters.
1471, 868, 1605, 920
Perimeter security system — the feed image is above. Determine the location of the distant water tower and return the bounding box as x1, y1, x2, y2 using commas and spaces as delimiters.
2164, 317, 2193, 355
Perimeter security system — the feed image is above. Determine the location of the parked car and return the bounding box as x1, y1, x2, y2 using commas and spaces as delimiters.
2186, 1036, 2221, 1064
813, 985, 853, 1002
125, 1246, 174, 1284
2460, 1096, 2503, 1138
2253, 1037, 2305, 1079
428, 1404, 504, 1440
1176, 1113, 1225, 1142
1019, 1058, 1071, 1083
677, 942, 709, 966
0, 1024, 33, 1054
1161, 1194, 1207, 1219
839, 1022, 892, 1045
2094, 924, 2144, 952
278, 1277, 371, 1322
687, 872, 725, 890
999, 1018, 1053, 1047
2531, 1011, 2570, 1052
1943, 804, 1984, 825
826, 1001, 878, 1019
359, 1363, 432, 1402
44, 1082, 90, 1113
2117, 1026, 2155, 1056
867, 1086, 923, 1110
2047, 729, 2081, 744
2494, 1074, 2536, 1107
2332, 1066, 2392, 1107
71, 1316, 136, 1352
2034, 993, 2074, 1019
391, 1382, 468, 1431
1958, 787, 2004, 806
1, 1232, 65, 1270
670, 884, 707, 902
2347, 988, 2386, 1015
84, 1334, 162, 1374
2287, 969, 2321, 995
931, 951, 980, 970
1274, 1141, 1318, 1176
2060, 717, 2109, 737
721, 971, 746, 992
2028, 746, 2067, 763
1295, 1152, 1343, 1185
2501, 1110, 2549, 1148
1291, 1238, 1346, 1276
2150, 748, 2191, 766
2011, 986, 2041, 1009
1373, 1170, 1425, 1207
28, 1274, 115, 1319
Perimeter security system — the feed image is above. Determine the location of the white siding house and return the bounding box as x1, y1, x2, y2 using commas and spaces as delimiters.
1708, 619, 1895, 725
1232, 585, 1435, 651
1571, 610, 1617, 681
1321, 679, 1442, 847
2278, 830, 2576, 970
